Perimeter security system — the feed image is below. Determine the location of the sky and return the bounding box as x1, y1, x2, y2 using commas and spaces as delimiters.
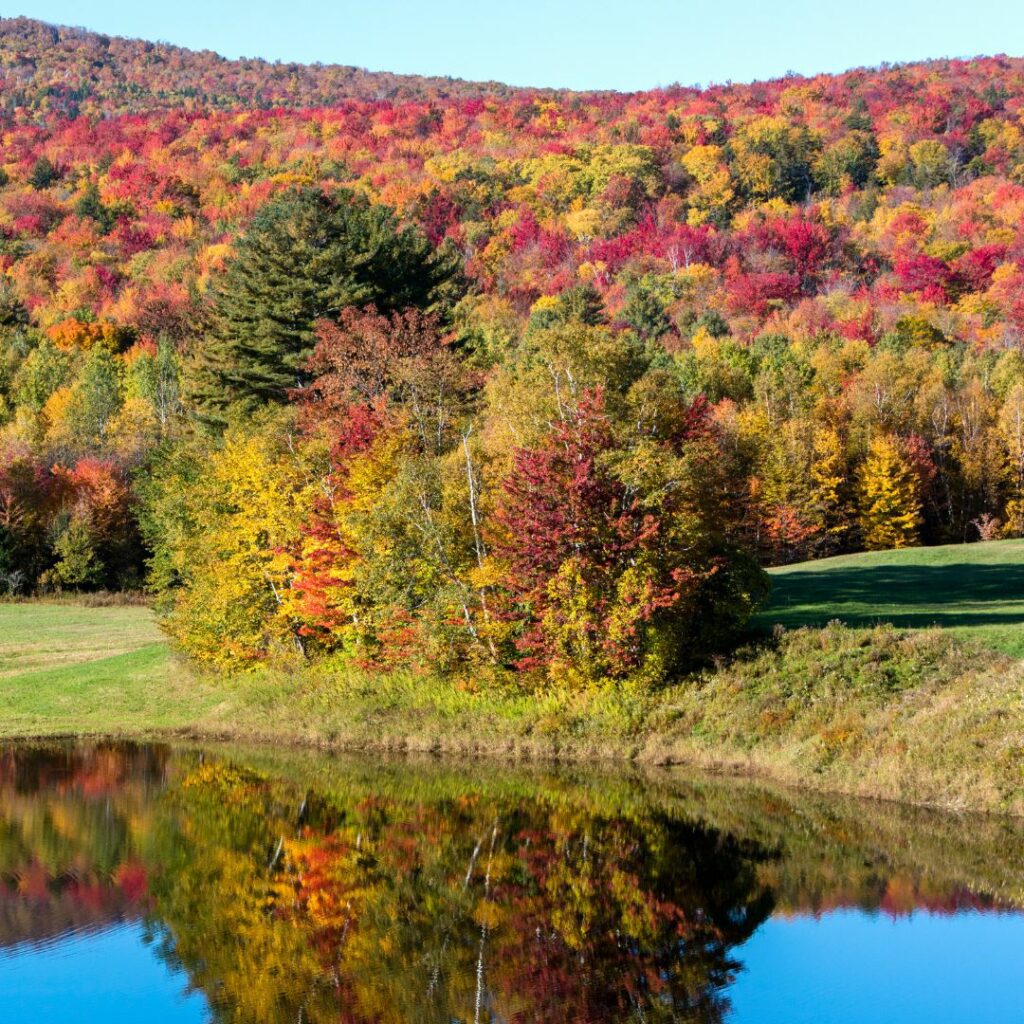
12, 0, 1024, 92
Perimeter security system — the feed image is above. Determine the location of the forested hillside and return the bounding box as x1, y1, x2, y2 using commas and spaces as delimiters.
3, 18, 1024, 681
0, 16, 519, 112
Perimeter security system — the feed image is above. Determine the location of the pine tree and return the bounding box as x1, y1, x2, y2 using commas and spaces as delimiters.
188, 187, 458, 421
74, 182, 114, 232
28, 156, 58, 190
858, 435, 922, 550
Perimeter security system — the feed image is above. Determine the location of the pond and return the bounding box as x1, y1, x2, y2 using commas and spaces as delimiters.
0, 741, 1022, 1022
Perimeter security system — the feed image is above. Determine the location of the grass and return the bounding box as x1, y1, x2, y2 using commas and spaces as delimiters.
0, 601, 164, 679
0, 602, 224, 736
1, 575, 1024, 814
648, 624, 1024, 814
753, 539, 1024, 656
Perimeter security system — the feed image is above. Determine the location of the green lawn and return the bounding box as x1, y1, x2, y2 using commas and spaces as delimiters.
754, 539, 1024, 656
0, 602, 163, 678
0, 602, 220, 736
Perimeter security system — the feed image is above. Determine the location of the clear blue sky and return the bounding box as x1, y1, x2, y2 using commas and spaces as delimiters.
13, 0, 1024, 91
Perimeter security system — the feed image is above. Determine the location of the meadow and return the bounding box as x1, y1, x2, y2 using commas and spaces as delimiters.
754, 540, 1024, 656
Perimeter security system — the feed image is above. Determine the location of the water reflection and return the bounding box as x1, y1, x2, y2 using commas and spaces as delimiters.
1, 742, 1023, 1022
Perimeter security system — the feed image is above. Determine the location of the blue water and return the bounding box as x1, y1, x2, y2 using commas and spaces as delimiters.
3, 741, 1023, 1023
5, 908, 1022, 1022
729, 909, 1024, 1023
0, 922, 209, 1023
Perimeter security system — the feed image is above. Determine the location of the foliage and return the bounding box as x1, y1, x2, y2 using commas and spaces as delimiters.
858, 434, 923, 549
5, 18, 1024, 683
493, 388, 765, 681
188, 188, 457, 419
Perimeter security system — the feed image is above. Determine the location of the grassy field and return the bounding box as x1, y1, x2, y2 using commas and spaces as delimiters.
0, 602, 225, 736
753, 539, 1024, 656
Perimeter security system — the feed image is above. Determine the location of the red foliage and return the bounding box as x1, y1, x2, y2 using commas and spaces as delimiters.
726, 271, 802, 317
953, 244, 1007, 291
893, 251, 956, 300
492, 390, 701, 673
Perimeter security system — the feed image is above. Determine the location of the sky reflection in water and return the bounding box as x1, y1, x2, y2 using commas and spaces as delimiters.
0, 742, 1022, 1023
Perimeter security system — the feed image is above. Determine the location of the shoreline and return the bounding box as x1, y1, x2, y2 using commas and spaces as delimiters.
3, 603, 1022, 818
3, 700, 1021, 820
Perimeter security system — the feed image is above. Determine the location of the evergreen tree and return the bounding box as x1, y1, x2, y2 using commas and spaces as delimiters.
74, 182, 114, 232
622, 278, 671, 340
28, 156, 59, 190
189, 188, 458, 420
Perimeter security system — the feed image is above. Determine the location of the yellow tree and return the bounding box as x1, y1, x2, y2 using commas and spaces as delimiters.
809, 426, 852, 553
162, 418, 311, 667
857, 435, 922, 550
680, 144, 736, 225
999, 384, 1024, 536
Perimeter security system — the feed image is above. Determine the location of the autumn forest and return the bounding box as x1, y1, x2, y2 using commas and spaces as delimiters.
3, 17, 1024, 686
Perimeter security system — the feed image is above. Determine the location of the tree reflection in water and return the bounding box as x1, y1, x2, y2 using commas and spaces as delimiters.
1, 742, 1022, 1023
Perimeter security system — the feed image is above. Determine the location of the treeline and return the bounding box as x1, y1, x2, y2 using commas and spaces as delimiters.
0, 17, 521, 117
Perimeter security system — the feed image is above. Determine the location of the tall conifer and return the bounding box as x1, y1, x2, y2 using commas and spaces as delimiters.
189, 187, 457, 420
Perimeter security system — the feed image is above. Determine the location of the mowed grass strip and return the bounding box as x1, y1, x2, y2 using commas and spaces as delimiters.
0, 602, 165, 679
0, 603, 224, 737
754, 539, 1024, 656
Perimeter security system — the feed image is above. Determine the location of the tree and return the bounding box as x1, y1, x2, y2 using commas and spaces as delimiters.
188, 188, 458, 420
28, 156, 59, 190
858, 435, 922, 550
43, 519, 102, 590
47, 347, 122, 452
0, 453, 55, 589
147, 416, 311, 667
13, 340, 71, 412
293, 306, 489, 668
74, 182, 114, 232
492, 389, 764, 683
999, 384, 1024, 536
812, 131, 879, 195
808, 426, 853, 553
730, 117, 819, 203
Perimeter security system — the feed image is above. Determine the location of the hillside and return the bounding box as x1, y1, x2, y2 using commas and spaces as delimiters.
755, 540, 1024, 655
2, 18, 1024, 682
0, 17, 524, 114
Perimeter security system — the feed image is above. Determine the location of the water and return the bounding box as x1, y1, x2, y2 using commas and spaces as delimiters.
0, 742, 1022, 1022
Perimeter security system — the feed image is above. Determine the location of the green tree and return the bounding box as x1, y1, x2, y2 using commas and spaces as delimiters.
63, 347, 122, 448
44, 520, 102, 590
28, 156, 59, 190
74, 182, 115, 232
812, 130, 879, 195
730, 117, 819, 203
13, 339, 70, 412
188, 188, 458, 420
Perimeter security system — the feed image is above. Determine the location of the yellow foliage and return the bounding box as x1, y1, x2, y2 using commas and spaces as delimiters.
858, 435, 922, 550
